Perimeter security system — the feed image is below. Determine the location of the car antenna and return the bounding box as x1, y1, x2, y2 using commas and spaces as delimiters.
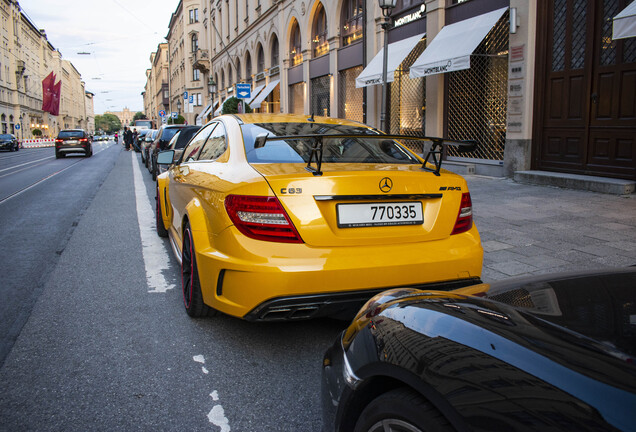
307, 112, 314, 122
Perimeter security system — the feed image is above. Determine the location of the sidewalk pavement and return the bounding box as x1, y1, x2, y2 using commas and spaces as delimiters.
466, 175, 636, 282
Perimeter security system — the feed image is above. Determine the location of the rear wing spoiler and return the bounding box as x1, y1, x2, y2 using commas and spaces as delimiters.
253, 133, 477, 176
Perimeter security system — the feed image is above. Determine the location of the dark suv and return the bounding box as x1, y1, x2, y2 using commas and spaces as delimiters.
156, 126, 201, 175
0, 134, 19, 152
55, 129, 92, 158
148, 125, 185, 179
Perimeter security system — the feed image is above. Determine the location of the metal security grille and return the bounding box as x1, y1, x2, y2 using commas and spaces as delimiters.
389, 38, 426, 154
311, 75, 330, 117
338, 66, 364, 122
447, 11, 509, 160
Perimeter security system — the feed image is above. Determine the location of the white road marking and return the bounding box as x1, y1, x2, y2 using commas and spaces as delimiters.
193, 357, 232, 431
207, 405, 230, 432
131, 152, 175, 293
0, 155, 54, 174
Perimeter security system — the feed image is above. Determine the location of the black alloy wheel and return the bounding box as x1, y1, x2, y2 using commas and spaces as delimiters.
156, 187, 168, 238
181, 223, 214, 318
354, 388, 452, 432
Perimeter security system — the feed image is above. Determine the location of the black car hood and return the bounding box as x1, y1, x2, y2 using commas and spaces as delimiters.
347, 268, 636, 390
481, 268, 636, 358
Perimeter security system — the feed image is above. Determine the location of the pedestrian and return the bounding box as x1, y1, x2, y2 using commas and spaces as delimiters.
123, 127, 133, 151
132, 128, 139, 152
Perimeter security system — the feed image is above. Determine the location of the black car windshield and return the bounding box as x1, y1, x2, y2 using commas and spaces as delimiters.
240, 123, 420, 164
59, 131, 83, 138
175, 128, 201, 149
161, 128, 180, 142
0, 134, 14, 140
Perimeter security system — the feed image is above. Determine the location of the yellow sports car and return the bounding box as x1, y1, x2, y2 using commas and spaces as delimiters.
155, 114, 483, 321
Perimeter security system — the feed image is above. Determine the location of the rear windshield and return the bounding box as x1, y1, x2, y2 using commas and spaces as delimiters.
161, 128, 180, 142
175, 128, 201, 149
0, 134, 14, 140
59, 131, 84, 138
240, 123, 419, 164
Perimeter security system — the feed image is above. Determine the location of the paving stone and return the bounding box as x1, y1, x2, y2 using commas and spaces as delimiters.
488, 260, 539, 276
482, 241, 514, 252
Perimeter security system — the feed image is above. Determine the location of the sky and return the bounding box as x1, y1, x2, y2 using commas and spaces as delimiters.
20, 0, 179, 115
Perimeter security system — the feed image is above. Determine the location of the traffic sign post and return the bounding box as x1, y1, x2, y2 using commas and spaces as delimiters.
236, 83, 251, 100
183, 91, 188, 100
159, 110, 166, 117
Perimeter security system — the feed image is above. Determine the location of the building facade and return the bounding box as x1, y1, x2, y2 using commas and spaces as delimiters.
146, 0, 635, 181
0, 0, 94, 139
143, 43, 170, 127
164, 0, 209, 126
106, 107, 134, 127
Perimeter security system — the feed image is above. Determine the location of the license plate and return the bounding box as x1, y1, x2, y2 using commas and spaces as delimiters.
67, 140, 78, 144
337, 202, 423, 228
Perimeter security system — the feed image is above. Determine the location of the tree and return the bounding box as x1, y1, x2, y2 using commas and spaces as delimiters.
221, 97, 253, 114
133, 112, 147, 121
167, 115, 186, 125
31, 128, 42, 136
95, 113, 122, 134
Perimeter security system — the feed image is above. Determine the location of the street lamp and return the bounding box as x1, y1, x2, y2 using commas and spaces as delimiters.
379, 0, 396, 133
208, 77, 217, 101
177, 100, 182, 115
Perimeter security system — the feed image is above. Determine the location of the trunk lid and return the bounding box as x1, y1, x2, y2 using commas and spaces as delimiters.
253, 163, 469, 247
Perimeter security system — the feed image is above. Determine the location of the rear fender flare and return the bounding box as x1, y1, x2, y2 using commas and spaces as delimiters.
184, 198, 213, 251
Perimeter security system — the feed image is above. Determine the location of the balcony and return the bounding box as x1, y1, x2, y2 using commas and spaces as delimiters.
191, 49, 210, 72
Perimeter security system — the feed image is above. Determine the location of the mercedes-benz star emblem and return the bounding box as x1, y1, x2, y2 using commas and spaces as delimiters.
379, 177, 393, 193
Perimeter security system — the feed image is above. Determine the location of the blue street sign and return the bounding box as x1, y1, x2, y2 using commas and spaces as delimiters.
183, 91, 188, 99
14, 124, 20, 130
236, 83, 251, 99
189, 96, 194, 103
158, 110, 166, 117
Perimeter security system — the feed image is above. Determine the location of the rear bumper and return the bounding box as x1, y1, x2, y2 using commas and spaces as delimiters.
244, 277, 481, 322
57, 144, 90, 153
193, 226, 483, 319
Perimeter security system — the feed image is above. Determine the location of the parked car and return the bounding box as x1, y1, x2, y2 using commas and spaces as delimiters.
321, 267, 636, 432
148, 124, 185, 180
155, 113, 482, 320
156, 126, 201, 175
55, 129, 92, 158
141, 129, 156, 166
0, 134, 19, 151
135, 129, 152, 151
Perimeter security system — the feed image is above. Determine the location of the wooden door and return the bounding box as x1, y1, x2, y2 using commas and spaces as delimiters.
534, 0, 636, 180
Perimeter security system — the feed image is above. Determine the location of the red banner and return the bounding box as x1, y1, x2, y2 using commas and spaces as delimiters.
41, 72, 55, 112
49, 80, 62, 116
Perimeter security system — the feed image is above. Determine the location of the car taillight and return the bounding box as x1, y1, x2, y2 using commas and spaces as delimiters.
451, 192, 473, 235
55, 139, 63, 143
225, 195, 303, 243
79, 138, 88, 142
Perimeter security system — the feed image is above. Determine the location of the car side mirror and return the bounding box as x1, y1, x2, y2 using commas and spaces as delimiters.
157, 150, 176, 166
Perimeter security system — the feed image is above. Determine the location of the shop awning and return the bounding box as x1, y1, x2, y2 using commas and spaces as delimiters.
410, 7, 508, 78
196, 103, 212, 125
250, 79, 280, 107
613, 1, 636, 40
214, 97, 232, 116
355, 33, 425, 88
246, 84, 265, 106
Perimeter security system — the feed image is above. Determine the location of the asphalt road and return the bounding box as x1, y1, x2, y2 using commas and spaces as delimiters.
0, 141, 118, 365
0, 146, 345, 431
